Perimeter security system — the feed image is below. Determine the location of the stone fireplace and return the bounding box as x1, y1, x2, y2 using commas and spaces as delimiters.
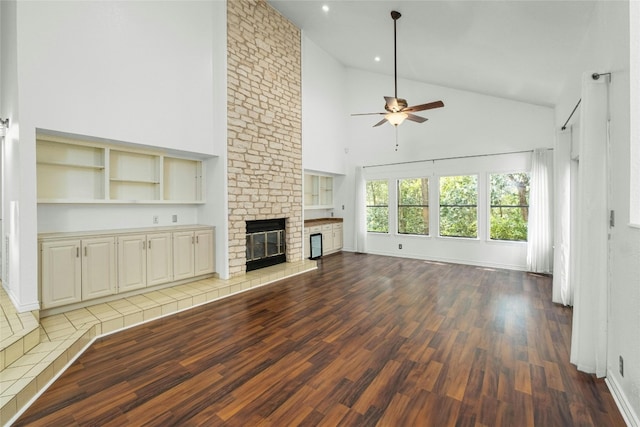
226, 0, 302, 277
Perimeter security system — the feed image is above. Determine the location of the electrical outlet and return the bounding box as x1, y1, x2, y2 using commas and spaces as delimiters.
153, 215, 159, 224
172, 214, 178, 223
398, 244, 402, 249
620, 355, 624, 377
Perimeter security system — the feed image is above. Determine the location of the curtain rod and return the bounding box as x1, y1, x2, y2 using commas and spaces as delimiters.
362, 148, 551, 169
560, 72, 611, 131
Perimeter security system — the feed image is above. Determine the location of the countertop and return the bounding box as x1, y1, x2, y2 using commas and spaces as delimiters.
304, 218, 343, 227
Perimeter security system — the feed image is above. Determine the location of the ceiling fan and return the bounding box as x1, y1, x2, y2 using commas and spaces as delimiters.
352, 10, 444, 128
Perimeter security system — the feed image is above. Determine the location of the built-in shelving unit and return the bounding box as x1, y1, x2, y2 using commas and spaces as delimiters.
36, 134, 204, 204
304, 173, 333, 209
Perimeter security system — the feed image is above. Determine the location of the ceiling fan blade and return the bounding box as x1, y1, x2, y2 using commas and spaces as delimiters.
403, 100, 445, 113
373, 118, 388, 127
351, 112, 386, 116
405, 113, 428, 123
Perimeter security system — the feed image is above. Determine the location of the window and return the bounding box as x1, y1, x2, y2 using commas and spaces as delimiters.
490, 173, 530, 241
398, 178, 429, 235
439, 175, 477, 238
366, 180, 389, 233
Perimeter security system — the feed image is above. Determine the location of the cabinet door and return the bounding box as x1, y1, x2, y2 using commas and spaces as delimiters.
147, 232, 173, 286
41, 240, 82, 309
194, 229, 215, 276
82, 237, 117, 300
304, 228, 310, 259
333, 224, 343, 251
117, 234, 147, 292
322, 224, 334, 253
173, 231, 195, 280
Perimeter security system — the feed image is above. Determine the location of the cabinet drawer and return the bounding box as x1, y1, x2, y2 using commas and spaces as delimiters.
322, 224, 333, 232
310, 226, 322, 233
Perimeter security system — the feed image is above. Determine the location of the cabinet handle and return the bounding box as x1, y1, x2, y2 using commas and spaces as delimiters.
84, 247, 87, 257
76, 247, 79, 258
192, 236, 195, 245
196, 236, 199, 244
149, 240, 152, 249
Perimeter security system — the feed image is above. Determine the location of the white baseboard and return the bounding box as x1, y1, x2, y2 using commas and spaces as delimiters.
606, 374, 639, 427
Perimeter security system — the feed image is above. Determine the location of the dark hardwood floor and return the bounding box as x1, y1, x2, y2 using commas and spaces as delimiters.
15, 252, 625, 426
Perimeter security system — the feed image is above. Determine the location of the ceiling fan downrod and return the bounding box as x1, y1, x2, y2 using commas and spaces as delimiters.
391, 11, 401, 100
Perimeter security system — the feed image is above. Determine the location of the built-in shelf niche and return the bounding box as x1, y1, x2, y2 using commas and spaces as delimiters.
304, 173, 333, 209
109, 150, 160, 201
36, 134, 204, 204
36, 139, 106, 201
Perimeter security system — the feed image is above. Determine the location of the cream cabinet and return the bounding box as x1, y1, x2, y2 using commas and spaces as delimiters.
41, 237, 116, 309
194, 229, 215, 276
147, 233, 173, 286
81, 237, 117, 300
173, 231, 196, 280
41, 240, 82, 308
322, 224, 334, 254
304, 228, 310, 259
303, 222, 343, 257
36, 134, 204, 204
118, 232, 173, 291
332, 223, 343, 251
40, 226, 214, 310
117, 234, 147, 292
173, 228, 215, 280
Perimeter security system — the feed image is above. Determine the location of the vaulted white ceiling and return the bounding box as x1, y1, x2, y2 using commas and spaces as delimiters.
268, 0, 598, 107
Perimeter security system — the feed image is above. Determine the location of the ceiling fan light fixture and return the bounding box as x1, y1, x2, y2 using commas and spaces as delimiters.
386, 112, 407, 126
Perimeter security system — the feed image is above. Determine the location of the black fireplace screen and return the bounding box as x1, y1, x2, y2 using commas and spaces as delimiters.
245, 218, 286, 271
246, 229, 285, 262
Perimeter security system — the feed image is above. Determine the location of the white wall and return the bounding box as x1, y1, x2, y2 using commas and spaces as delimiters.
301, 35, 348, 176
554, 1, 639, 423
340, 69, 554, 269
18, 1, 219, 155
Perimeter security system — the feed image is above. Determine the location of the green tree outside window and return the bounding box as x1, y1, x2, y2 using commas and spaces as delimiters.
366, 180, 389, 233
490, 173, 530, 241
439, 175, 478, 238
398, 178, 429, 235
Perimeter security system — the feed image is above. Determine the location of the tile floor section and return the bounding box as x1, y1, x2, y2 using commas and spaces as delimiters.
0, 259, 317, 425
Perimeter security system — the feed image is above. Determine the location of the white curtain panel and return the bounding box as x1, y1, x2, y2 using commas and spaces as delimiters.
354, 166, 367, 253
552, 129, 573, 305
570, 71, 609, 377
526, 148, 553, 273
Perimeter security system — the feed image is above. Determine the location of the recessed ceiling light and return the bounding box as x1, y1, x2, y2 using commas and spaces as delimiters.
322, 5, 329, 12
374, 56, 381, 62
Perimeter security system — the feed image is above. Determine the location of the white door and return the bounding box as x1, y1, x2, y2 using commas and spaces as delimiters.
41, 239, 82, 308
82, 237, 116, 300
118, 234, 147, 292
173, 231, 194, 280
147, 232, 173, 285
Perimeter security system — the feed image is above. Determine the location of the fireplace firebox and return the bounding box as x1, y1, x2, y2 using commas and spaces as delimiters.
246, 218, 286, 271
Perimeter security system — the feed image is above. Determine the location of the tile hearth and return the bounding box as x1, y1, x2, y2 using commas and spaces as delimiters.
0, 259, 316, 425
